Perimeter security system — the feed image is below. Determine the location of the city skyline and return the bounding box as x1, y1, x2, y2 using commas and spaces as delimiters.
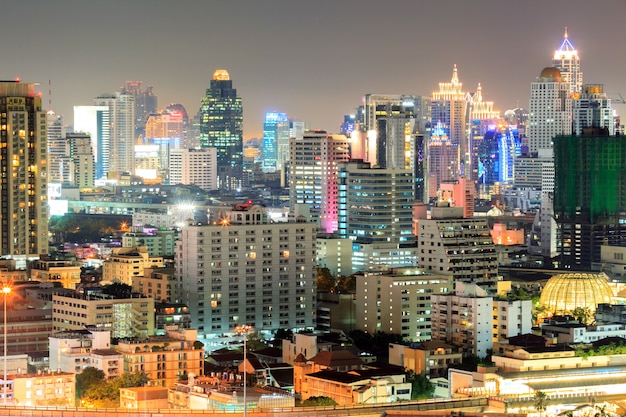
3, 0, 625, 139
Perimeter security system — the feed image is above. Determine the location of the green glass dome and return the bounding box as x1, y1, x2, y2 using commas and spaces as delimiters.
539, 272, 613, 314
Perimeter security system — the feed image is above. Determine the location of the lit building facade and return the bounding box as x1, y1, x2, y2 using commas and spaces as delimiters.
29, 259, 81, 289
355, 269, 452, 342
169, 148, 218, 191
417, 204, 498, 294
288, 130, 350, 233
49, 328, 121, 378
431, 282, 493, 357
528, 67, 572, 155
118, 327, 204, 387
572, 84, 616, 135
337, 160, 417, 272
52, 289, 155, 338
176, 204, 316, 351
262, 111, 289, 172
93, 92, 136, 176
67, 132, 95, 189
74, 105, 111, 179
199, 69, 243, 190
0, 81, 48, 257
102, 246, 164, 286
430, 65, 466, 187
553, 132, 626, 269
552, 28, 582, 95
47, 111, 68, 184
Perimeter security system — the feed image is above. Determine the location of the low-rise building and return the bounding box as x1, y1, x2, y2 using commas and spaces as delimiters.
389, 341, 463, 378
12, 371, 76, 407
102, 246, 163, 286
133, 267, 177, 303
49, 328, 121, 378
120, 386, 169, 409
117, 326, 204, 388
29, 258, 81, 289
302, 365, 411, 405
52, 288, 154, 338
355, 268, 453, 342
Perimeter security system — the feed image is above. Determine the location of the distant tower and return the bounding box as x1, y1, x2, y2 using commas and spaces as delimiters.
199, 69, 244, 190
528, 67, 572, 156
0, 80, 48, 257
430, 65, 467, 188
67, 132, 95, 189
47, 111, 68, 185
93, 92, 136, 176
74, 105, 111, 180
262, 112, 289, 172
288, 131, 350, 232
552, 27, 582, 94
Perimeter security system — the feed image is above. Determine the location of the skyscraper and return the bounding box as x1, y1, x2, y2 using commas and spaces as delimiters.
337, 160, 417, 271
0, 80, 48, 257
93, 92, 136, 176
73, 105, 110, 180
430, 66, 467, 188
363, 94, 416, 170
572, 84, 616, 135
552, 28, 582, 95
47, 111, 68, 185
199, 69, 243, 190
553, 130, 626, 270
528, 67, 572, 155
289, 131, 350, 232
262, 112, 289, 172
67, 132, 95, 189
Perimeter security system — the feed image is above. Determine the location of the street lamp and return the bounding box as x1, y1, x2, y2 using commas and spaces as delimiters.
235, 325, 252, 417
2, 284, 10, 405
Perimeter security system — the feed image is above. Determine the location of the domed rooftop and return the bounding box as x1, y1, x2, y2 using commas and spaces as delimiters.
539, 67, 562, 80
539, 272, 613, 314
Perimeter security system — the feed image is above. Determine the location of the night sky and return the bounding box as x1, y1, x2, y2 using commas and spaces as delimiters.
3, 0, 625, 139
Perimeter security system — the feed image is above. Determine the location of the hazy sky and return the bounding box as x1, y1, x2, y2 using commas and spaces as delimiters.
3, 0, 625, 139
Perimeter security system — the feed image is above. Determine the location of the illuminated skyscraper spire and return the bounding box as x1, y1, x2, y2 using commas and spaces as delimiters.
553, 27, 582, 94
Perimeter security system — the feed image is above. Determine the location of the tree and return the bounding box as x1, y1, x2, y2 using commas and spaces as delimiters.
76, 367, 105, 399
406, 370, 434, 399
316, 267, 336, 292
301, 396, 337, 406
571, 306, 593, 325
82, 371, 148, 408
534, 390, 547, 415
336, 275, 356, 293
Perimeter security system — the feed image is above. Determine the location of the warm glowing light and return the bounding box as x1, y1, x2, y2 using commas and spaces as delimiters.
1, 286, 10, 295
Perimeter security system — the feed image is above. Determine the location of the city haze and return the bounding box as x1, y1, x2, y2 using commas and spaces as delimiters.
3, 0, 625, 139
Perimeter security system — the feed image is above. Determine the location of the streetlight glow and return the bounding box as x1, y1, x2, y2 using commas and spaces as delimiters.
235, 325, 253, 417
2, 284, 11, 405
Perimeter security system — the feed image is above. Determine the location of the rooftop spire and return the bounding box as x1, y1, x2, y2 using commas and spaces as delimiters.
557, 27, 576, 53
451, 64, 459, 84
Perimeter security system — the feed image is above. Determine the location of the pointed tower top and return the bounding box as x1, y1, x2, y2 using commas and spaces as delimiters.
476, 83, 482, 101
451, 64, 459, 84
557, 27, 576, 53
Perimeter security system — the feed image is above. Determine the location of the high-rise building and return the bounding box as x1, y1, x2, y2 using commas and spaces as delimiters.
74, 105, 111, 180
93, 92, 136, 176
363, 94, 416, 170
572, 84, 616, 135
169, 148, 218, 191
417, 204, 498, 293
176, 204, 316, 351
528, 67, 572, 155
262, 112, 289, 172
553, 130, 626, 270
552, 27, 582, 95
355, 269, 452, 342
289, 130, 350, 232
337, 160, 417, 272
0, 81, 48, 257
47, 111, 68, 185
199, 69, 243, 190
67, 132, 95, 189
121, 81, 157, 134
430, 65, 467, 187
